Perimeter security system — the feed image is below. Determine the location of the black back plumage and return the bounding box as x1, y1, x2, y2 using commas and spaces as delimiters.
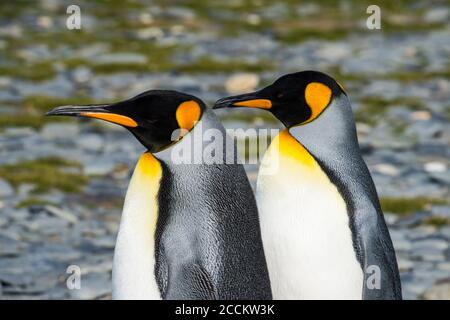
154, 110, 272, 300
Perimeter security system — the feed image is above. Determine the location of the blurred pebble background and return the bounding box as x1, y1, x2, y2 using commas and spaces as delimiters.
0, 0, 449, 299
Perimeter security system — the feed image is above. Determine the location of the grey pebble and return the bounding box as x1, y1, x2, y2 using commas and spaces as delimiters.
412, 239, 449, 251
69, 272, 111, 300
41, 123, 80, 140
431, 206, 450, 219
411, 247, 446, 262
76, 134, 104, 152
0, 179, 14, 198
423, 281, 450, 300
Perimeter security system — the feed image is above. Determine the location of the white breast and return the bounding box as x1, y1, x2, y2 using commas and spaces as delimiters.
257, 131, 363, 300
112, 153, 162, 300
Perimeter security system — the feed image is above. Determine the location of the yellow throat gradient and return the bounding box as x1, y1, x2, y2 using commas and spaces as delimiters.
271, 129, 316, 167
131, 152, 163, 235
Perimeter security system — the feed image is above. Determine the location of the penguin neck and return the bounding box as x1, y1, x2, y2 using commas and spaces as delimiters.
287, 96, 360, 164
261, 96, 360, 178
156, 108, 231, 165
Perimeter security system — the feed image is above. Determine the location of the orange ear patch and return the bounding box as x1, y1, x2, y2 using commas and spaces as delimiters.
176, 100, 201, 131
304, 82, 332, 123
80, 112, 138, 127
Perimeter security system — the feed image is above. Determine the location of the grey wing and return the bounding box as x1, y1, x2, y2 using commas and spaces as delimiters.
164, 263, 219, 300
352, 192, 402, 300
155, 247, 169, 298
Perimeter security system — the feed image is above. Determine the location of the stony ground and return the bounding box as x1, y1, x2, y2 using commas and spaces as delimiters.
0, 0, 449, 299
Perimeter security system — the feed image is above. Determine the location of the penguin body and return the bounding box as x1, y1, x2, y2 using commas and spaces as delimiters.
47, 92, 272, 300
257, 129, 363, 299
214, 71, 402, 300
287, 95, 401, 299
152, 110, 271, 299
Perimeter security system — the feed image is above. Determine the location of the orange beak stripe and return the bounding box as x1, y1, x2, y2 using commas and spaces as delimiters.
80, 112, 138, 127
233, 99, 272, 109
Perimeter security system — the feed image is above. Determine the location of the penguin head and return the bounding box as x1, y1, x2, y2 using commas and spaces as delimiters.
46, 90, 205, 153
214, 71, 345, 128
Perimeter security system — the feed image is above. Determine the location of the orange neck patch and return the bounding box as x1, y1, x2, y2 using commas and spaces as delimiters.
80, 112, 138, 127
303, 82, 332, 124
176, 100, 201, 131
133, 152, 162, 236
273, 129, 316, 167
136, 152, 162, 178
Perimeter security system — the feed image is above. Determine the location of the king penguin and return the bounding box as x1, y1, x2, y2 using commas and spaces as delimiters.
214, 71, 402, 300
46, 90, 272, 300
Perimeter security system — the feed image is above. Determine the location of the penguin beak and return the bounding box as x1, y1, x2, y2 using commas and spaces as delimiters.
46, 104, 138, 128
214, 92, 272, 110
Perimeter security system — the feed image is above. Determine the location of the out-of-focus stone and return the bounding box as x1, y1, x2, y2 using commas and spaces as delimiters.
225, 73, 260, 94
372, 163, 400, 176
138, 13, 154, 25
95, 53, 147, 65
424, 161, 447, 173
0, 179, 14, 198
69, 273, 111, 300
44, 205, 78, 224
36, 16, 54, 29
424, 8, 449, 24
412, 239, 448, 251
41, 123, 80, 140
135, 27, 164, 40
397, 259, 414, 272
77, 134, 104, 152
423, 281, 450, 300
410, 111, 431, 121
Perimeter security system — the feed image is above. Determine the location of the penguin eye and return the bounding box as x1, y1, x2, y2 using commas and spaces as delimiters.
276, 92, 284, 99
